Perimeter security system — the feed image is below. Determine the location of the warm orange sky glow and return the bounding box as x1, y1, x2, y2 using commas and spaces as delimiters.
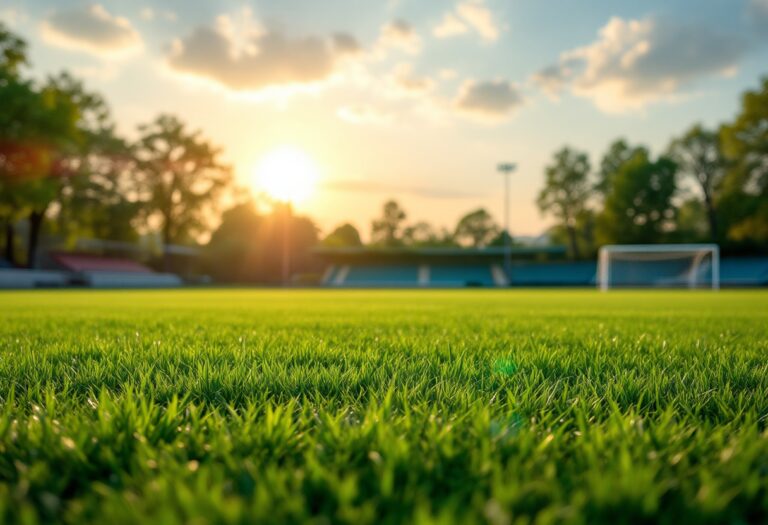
253, 146, 320, 204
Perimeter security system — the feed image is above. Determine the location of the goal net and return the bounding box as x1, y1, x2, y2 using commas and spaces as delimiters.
597, 244, 719, 290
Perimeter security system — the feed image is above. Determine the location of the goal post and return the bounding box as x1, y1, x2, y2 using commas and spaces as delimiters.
598, 244, 720, 291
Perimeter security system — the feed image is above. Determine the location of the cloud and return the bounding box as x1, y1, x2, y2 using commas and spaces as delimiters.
139, 7, 175, 22
433, 0, 499, 42
40, 5, 142, 57
432, 13, 468, 38
534, 16, 749, 112
337, 105, 393, 125
439, 68, 458, 80
530, 61, 578, 99
387, 63, 435, 96
0, 7, 26, 26
167, 17, 361, 93
748, 0, 768, 37
454, 80, 523, 120
376, 19, 421, 55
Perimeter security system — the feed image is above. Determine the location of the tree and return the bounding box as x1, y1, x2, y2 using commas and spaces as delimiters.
134, 114, 232, 260
0, 22, 26, 76
536, 147, 592, 258
55, 125, 140, 244
0, 28, 84, 267
596, 147, 678, 245
322, 223, 362, 247
668, 124, 728, 242
453, 208, 499, 248
547, 209, 597, 259
206, 201, 318, 283
596, 139, 635, 195
370, 200, 406, 246
23, 73, 113, 266
720, 77, 768, 244
0, 25, 32, 264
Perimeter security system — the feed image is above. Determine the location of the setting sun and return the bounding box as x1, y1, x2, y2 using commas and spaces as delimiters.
253, 146, 319, 204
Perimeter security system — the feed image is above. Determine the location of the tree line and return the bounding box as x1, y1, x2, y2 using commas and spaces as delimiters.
0, 24, 230, 269
537, 81, 768, 259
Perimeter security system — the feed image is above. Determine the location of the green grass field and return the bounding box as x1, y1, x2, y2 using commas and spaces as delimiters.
1, 290, 767, 524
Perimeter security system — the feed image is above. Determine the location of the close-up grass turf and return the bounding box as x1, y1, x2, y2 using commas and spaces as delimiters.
1, 289, 767, 524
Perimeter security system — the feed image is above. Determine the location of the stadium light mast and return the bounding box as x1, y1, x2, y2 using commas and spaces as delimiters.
497, 162, 516, 280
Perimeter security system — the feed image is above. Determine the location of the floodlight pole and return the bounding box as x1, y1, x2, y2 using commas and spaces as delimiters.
497, 162, 516, 280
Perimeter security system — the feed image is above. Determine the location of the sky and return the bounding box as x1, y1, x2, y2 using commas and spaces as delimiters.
2, 0, 768, 239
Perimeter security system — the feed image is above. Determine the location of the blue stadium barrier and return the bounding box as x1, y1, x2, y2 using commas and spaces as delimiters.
429, 265, 495, 287
720, 258, 768, 286
321, 258, 768, 288
508, 262, 596, 286
342, 265, 420, 286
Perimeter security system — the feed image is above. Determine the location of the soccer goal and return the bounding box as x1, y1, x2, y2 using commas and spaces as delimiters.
597, 244, 719, 290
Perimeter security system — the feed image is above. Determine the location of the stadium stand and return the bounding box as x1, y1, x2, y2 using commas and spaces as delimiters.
342, 265, 420, 287
508, 262, 597, 287
51, 252, 182, 288
429, 265, 497, 287
720, 257, 768, 286
0, 269, 70, 288
316, 246, 566, 288
317, 246, 768, 288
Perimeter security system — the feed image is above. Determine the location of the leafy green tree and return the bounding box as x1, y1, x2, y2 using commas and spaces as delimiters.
453, 208, 499, 248
720, 77, 768, 244
668, 124, 728, 242
56, 126, 140, 244
674, 198, 709, 242
596, 139, 636, 195
134, 114, 232, 259
537, 147, 592, 258
596, 146, 678, 245
206, 201, 318, 283
0, 28, 84, 267
22, 73, 125, 263
370, 200, 406, 246
547, 209, 597, 259
322, 223, 362, 247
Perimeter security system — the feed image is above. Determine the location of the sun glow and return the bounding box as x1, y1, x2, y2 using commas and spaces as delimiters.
253, 146, 319, 204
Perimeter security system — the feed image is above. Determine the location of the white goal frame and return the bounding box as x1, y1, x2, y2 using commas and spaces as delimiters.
598, 244, 719, 291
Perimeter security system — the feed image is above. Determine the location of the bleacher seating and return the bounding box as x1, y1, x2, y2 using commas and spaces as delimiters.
52, 252, 183, 288
341, 265, 420, 286
508, 262, 597, 286
79, 271, 183, 288
430, 265, 496, 287
720, 258, 768, 286
325, 264, 500, 287
0, 269, 70, 288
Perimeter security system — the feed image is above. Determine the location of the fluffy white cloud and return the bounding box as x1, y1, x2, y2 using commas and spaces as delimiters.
534, 16, 748, 112
376, 19, 421, 55
167, 17, 361, 93
454, 80, 523, 120
387, 63, 435, 96
40, 5, 142, 57
432, 13, 468, 38
433, 0, 499, 42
